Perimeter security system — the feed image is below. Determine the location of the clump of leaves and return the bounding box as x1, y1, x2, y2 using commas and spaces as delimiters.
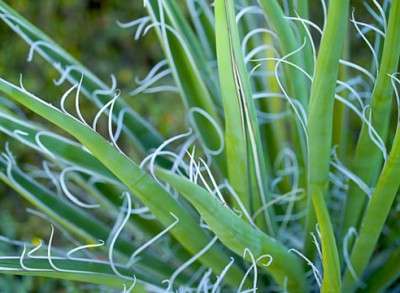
0, 0, 399, 292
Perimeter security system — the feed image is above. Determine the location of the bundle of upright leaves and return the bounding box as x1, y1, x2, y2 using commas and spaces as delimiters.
0, 0, 399, 292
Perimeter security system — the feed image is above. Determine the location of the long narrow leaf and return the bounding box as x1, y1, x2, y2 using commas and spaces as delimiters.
157, 168, 307, 293
0, 157, 177, 285
215, 0, 274, 234
0, 0, 163, 157
307, 0, 349, 292
0, 110, 117, 183
257, 0, 309, 107
364, 247, 400, 293
144, 0, 225, 173
341, 0, 400, 241
0, 257, 150, 291
0, 77, 244, 287
342, 112, 400, 291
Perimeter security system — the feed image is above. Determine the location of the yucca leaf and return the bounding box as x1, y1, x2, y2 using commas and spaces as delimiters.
145, 0, 225, 172
0, 0, 163, 157
341, 0, 400, 241
287, 0, 313, 76
0, 78, 245, 287
0, 110, 117, 183
0, 109, 198, 275
2, 0, 399, 292
332, 35, 350, 157
238, 0, 269, 97
0, 98, 13, 114
364, 247, 400, 293
257, 0, 309, 107
0, 257, 150, 291
186, 0, 216, 61
162, 0, 220, 101
257, 1, 309, 192
0, 109, 170, 238
342, 87, 400, 290
0, 156, 108, 243
0, 156, 180, 285
306, 0, 349, 292
146, 0, 219, 112
157, 168, 307, 293
259, 32, 295, 192
342, 129, 400, 291
215, 0, 275, 234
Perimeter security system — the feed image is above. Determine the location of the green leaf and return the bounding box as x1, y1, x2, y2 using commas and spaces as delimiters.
0, 109, 199, 280
364, 247, 400, 293
186, 0, 216, 61
0, 156, 177, 285
0, 0, 163, 157
162, 0, 220, 102
0, 110, 117, 183
145, 0, 225, 171
0, 257, 150, 291
306, 0, 349, 292
287, 0, 314, 76
342, 109, 400, 291
257, 0, 309, 107
0, 77, 244, 287
341, 0, 400, 242
215, 0, 275, 234
157, 168, 307, 293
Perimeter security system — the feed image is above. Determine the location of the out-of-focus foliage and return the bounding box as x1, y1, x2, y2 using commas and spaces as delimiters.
0, 0, 183, 135
0, 1, 183, 291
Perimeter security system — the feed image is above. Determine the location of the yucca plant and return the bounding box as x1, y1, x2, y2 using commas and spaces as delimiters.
0, 0, 399, 292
